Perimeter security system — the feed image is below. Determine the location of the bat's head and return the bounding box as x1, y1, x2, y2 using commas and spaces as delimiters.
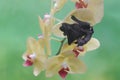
60, 23, 71, 35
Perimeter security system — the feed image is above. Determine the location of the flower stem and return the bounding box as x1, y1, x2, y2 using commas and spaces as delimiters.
56, 38, 66, 55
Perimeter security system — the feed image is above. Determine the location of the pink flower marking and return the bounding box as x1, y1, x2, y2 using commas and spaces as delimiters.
23, 55, 33, 67
58, 67, 69, 79
73, 49, 80, 57
73, 46, 84, 57
75, 0, 88, 9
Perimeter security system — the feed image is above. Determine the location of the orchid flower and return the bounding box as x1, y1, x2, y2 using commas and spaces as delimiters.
61, 38, 100, 57
22, 37, 46, 76
72, 0, 104, 24
46, 51, 86, 79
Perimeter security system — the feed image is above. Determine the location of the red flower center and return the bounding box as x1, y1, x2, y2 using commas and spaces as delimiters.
58, 67, 69, 79
75, 0, 88, 9
23, 55, 33, 67
23, 59, 33, 67
73, 47, 84, 57
73, 49, 80, 57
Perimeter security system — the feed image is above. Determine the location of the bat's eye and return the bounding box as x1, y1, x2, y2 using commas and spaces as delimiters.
60, 26, 64, 31
60, 23, 67, 31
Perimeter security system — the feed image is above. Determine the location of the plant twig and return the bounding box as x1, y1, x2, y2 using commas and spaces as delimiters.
56, 38, 66, 55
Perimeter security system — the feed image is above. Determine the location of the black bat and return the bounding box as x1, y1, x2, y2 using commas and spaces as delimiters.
60, 15, 94, 46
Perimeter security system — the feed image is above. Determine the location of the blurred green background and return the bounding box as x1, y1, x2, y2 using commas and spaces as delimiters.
0, 0, 120, 80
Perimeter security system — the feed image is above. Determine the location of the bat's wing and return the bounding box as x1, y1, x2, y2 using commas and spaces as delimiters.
67, 29, 80, 45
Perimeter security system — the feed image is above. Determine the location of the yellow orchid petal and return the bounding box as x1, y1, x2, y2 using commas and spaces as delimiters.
33, 60, 44, 76
27, 37, 45, 55
60, 51, 75, 58
87, 0, 104, 24
64, 9, 95, 26
84, 38, 100, 51
27, 37, 36, 53
43, 17, 54, 55
38, 37, 45, 49
71, 0, 79, 2
44, 15, 55, 35
67, 57, 86, 73
49, 17, 55, 29
33, 68, 40, 76
46, 56, 64, 77
52, 22, 65, 38
38, 16, 45, 34
53, 0, 67, 13
35, 44, 45, 56
23, 37, 44, 61
35, 46, 45, 57
61, 43, 76, 53
22, 52, 28, 60
44, 33, 51, 55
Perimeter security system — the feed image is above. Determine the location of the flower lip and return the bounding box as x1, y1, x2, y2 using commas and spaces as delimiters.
72, 49, 80, 57
75, 0, 88, 9
58, 60, 70, 79
23, 59, 33, 67
58, 67, 69, 79
73, 46, 85, 57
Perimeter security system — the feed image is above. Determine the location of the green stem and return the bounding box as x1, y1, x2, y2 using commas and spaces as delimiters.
56, 38, 66, 55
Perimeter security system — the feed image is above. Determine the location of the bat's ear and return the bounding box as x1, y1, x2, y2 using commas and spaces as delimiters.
71, 15, 76, 21
71, 15, 82, 24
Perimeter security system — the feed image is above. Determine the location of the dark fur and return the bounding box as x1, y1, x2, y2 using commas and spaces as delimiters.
60, 15, 94, 46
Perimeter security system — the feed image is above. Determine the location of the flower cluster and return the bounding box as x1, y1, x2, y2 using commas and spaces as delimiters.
22, 0, 103, 80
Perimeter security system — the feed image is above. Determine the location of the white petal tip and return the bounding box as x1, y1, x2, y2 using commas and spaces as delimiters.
33, 72, 39, 76
33, 70, 40, 76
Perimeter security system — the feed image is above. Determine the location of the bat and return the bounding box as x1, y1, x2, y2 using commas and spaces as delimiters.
60, 15, 94, 46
